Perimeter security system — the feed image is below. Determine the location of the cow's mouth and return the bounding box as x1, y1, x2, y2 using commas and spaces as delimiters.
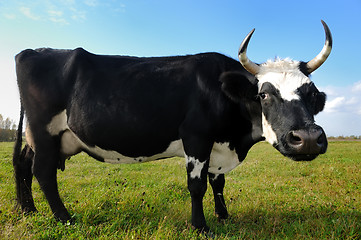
285, 153, 319, 161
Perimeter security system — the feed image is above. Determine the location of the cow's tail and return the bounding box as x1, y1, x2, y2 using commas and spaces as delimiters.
12, 105, 24, 207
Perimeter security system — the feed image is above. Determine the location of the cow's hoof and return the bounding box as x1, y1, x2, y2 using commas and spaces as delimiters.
63, 218, 74, 225
59, 217, 74, 225
200, 229, 215, 239
54, 211, 72, 224
193, 226, 216, 239
193, 224, 209, 233
193, 225, 215, 238
216, 211, 229, 221
21, 206, 38, 215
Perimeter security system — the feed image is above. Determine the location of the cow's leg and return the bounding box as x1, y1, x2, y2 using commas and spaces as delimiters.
186, 155, 209, 232
182, 137, 213, 232
208, 173, 229, 220
32, 139, 71, 222
13, 144, 37, 213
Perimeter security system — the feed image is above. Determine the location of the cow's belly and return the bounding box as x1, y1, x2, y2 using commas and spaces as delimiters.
45, 110, 241, 173
61, 128, 184, 163
45, 110, 183, 163
209, 142, 241, 174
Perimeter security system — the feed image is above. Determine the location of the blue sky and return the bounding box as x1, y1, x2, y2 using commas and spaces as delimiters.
0, 0, 361, 136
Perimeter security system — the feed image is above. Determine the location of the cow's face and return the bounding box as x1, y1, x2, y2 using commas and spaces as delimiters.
237, 20, 332, 161
255, 59, 327, 160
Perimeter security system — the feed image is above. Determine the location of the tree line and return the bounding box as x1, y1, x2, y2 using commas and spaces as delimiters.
0, 114, 18, 142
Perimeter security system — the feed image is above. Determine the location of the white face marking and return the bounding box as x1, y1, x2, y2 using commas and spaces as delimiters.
256, 59, 311, 101
185, 155, 206, 179
261, 113, 278, 145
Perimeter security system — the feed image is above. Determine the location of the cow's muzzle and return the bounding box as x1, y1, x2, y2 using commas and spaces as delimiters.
285, 127, 327, 161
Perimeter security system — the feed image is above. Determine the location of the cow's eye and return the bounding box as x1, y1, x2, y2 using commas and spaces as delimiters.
259, 92, 268, 100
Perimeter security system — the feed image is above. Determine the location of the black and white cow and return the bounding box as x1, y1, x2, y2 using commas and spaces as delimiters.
13, 21, 332, 232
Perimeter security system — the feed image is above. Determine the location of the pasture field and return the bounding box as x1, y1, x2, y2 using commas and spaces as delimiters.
0, 141, 360, 239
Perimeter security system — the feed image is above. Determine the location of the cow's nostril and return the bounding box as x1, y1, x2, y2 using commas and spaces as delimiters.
288, 131, 303, 146
291, 135, 301, 143
316, 131, 324, 145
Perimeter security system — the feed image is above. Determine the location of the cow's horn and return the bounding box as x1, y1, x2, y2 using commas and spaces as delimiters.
238, 28, 260, 76
306, 20, 333, 74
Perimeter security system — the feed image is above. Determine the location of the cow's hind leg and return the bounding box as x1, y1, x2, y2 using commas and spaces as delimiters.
208, 173, 228, 220
13, 144, 37, 213
32, 139, 71, 222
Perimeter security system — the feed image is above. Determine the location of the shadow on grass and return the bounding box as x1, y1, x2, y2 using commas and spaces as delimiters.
58, 196, 361, 239
208, 208, 361, 238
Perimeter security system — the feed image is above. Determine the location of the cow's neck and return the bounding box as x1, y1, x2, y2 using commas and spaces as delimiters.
235, 100, 264, 160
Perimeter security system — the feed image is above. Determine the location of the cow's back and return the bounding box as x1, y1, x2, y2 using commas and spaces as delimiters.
16, 48, 240, 159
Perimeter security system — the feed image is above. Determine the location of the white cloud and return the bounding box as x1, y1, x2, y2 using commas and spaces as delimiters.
316, 81, 361, 136
60, 0, 76, 6
316, 112, 361, 137
70, 8, 86, 21
346, 97, 358, 105
4, 13, 16, 19
352, 80, 361, 92
319, 86, 337, 96
20, 7, 41, 20
84, 0, 98, 7
48, 10, 63, 17
16, 1, 86, 24
113, 3, 126, 13
320, 82, 361, 115
49, 17, 69, 25
48, 9, 69, 24
4, 1, 125, 24
324, 96, 345, 113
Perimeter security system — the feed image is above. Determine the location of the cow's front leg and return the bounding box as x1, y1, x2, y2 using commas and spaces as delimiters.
208, 173, 228, 220
186, 154, 210, 232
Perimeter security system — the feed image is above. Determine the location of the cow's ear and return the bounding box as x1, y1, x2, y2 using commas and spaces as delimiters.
314, 91, 326, 115
220, 71, 258, 102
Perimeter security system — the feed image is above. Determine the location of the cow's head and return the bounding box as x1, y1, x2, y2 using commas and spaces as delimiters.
224, 21, 332, 161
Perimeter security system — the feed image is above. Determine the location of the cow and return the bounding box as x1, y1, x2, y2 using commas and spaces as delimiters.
12, 20, 332, 232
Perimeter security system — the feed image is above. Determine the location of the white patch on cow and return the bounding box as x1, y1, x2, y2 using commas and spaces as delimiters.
186, 155, 206, 179
103, 140, 184, 164
262, 113, 278, 145
60, 129, 82, 156
208, 142, 240, 174
45, 112, 243, 175
210, 173, 220, 181
46, 110, 185, 163
256, 58, 311, 101
47, 110, 68, 136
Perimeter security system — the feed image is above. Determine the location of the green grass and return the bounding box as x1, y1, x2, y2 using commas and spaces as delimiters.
1, 141, 360, 239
